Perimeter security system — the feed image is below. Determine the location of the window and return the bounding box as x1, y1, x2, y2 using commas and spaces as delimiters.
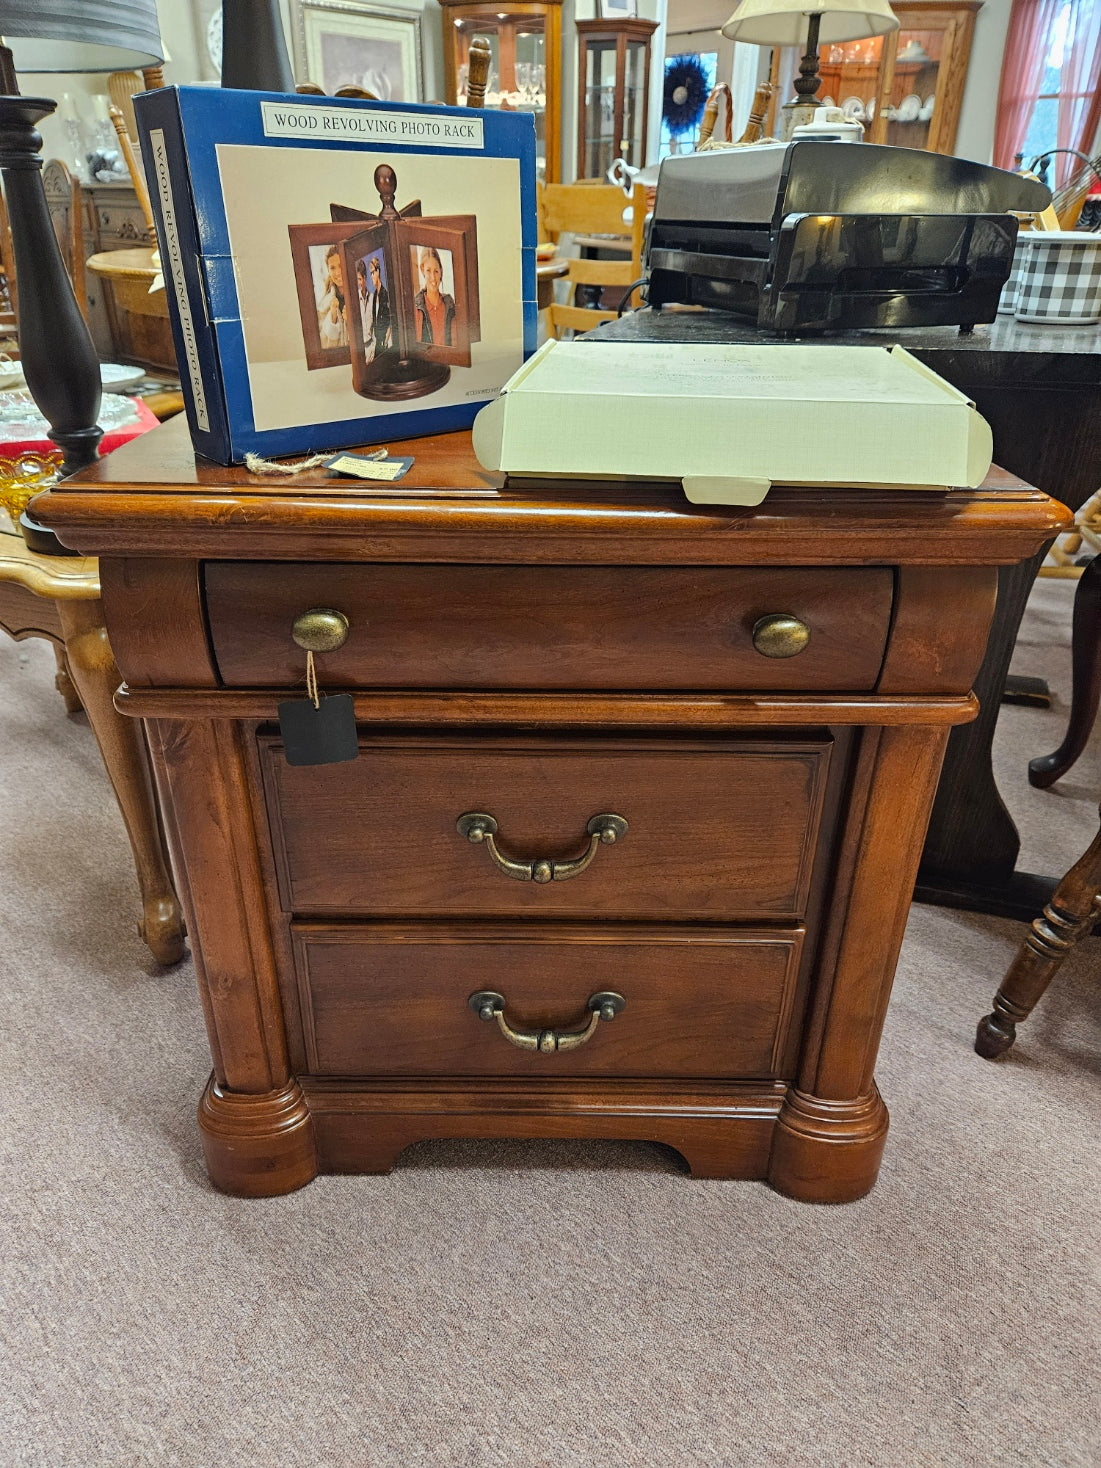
1019, 2, 1075, 173
996, 0, 1101, 187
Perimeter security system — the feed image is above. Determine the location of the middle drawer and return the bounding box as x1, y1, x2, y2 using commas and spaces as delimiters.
259, 733, 833, 921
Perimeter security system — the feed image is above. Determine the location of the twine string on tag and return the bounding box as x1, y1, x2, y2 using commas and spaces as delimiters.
305, 650, 320, 710
244, 451, 330, 476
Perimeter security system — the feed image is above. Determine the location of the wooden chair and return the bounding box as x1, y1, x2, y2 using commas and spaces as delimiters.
1028, 552, 1101, 790
107, 67, 166, 148
976, 802, 1101, 1059
539, 181, 646, 338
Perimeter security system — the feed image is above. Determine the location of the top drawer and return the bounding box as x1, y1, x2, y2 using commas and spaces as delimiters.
204, 562, 893, 691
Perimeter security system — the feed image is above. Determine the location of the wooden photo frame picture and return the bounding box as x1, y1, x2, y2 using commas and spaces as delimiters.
396, 217, 480, 367
341, 223, 397, 395
288, 221, 367, 370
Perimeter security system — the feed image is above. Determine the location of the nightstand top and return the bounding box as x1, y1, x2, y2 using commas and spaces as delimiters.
33, 411, 1068, 566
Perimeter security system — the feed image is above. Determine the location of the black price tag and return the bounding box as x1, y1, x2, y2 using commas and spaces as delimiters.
277, 693, 358, 766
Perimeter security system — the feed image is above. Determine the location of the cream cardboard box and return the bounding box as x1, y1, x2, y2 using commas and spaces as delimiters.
471, 339, 994, 505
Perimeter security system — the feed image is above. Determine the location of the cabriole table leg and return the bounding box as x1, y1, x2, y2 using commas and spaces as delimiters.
55, 599, 186, 966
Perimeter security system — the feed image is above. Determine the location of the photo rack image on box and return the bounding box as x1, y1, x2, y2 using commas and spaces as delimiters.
289, 162, 480, 401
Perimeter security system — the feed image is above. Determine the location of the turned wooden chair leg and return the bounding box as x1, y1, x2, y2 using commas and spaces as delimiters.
976, 801, 1101, 1058
51, 641, 82, 713
55, 598, 187, 966
1029, 554, 1101, 789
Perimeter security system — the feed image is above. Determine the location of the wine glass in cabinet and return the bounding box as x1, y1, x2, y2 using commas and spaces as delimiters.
439, 0, 563, 181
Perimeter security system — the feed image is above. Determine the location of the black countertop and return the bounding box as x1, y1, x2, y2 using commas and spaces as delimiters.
591, 309, 1101, 387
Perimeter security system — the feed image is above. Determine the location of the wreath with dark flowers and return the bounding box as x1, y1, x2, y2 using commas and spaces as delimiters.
663, 54, 709, 138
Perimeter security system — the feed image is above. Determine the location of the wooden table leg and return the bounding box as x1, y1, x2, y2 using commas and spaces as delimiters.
56, 598, 187, 966
1029, 554, 1101, 789
976, 801, 1101, 1058
913, 367, 1101, 919
52, 642, 82, 714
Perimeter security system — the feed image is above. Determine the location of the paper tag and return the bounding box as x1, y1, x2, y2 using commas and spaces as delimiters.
277, 693, 358, 766
325, 453, 414, 482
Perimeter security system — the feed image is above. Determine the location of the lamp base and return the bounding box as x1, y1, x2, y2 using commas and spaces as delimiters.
0, 83, 104, 515
779, 96, 823, 142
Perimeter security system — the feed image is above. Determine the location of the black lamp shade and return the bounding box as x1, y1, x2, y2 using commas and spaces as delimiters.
0, 0, 164, 73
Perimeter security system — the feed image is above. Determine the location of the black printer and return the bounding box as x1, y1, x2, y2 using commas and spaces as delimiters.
645, 140, 1053, 332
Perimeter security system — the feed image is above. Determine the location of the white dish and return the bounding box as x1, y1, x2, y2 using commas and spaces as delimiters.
99, 362, 145, 392
919, 94, 936, 121
897, 93, 922, 124
865, 96, 876, 121
841, 96, 865, 120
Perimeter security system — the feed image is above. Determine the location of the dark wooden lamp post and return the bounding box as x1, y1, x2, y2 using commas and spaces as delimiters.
0, 0, 164, 550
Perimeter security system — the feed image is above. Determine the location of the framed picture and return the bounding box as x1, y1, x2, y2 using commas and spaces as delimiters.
293, 1, 424, 103
340, 222, 395, 392
288, 221, 367, 369
597, 0, 639, 15
396, 218, 480, 366
339, 213, 479, 380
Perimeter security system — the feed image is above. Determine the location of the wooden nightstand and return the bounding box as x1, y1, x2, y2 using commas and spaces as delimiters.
34, 416, 1067, 1202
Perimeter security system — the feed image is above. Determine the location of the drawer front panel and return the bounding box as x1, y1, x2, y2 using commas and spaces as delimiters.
261, 735, 832, 921
206, 563, 892, 690
292, 924, 805, 1080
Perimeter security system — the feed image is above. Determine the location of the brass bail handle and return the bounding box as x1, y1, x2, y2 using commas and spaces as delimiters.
469, 990, 627, 1052
456, 812, 628, 883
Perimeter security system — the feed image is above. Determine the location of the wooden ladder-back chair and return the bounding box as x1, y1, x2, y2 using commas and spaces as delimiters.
539, 181, 646, 338
106, 67, 165, 148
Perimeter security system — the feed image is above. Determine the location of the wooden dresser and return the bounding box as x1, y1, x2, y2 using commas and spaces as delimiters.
34, 417, 1067, 1203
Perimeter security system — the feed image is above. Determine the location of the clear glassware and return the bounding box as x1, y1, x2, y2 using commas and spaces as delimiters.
57, 93, 90, 184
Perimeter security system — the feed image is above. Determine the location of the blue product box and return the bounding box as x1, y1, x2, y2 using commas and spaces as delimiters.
133, 86, 538, 464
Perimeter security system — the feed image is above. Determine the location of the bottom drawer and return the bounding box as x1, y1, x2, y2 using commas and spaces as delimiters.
291, 924, 805, 1080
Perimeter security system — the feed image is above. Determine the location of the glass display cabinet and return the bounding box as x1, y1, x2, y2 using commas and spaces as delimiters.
767, 1, 981, 154
438, 0, 563, 181
576, 18, 659, 180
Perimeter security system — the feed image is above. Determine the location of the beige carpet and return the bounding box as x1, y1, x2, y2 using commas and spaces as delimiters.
1, 579, 1098, 1468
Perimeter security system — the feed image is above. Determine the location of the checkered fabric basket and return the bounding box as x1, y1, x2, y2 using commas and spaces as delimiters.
1015, 230, 1101, 324
997, 233, 1032, 314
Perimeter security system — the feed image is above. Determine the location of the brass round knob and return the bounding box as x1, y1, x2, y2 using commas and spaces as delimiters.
752, 614, 811, 659
291, 607, 349, 654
